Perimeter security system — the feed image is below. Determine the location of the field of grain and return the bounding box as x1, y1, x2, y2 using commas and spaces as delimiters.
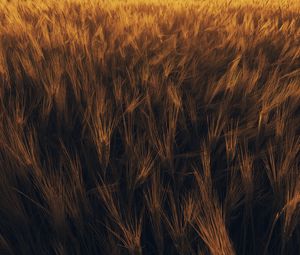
0, 0, 300, 254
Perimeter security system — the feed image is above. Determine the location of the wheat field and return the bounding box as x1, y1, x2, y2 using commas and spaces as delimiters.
0, 0, 300, 254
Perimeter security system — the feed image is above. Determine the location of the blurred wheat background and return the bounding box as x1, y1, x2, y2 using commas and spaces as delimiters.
0, 0, 300, 254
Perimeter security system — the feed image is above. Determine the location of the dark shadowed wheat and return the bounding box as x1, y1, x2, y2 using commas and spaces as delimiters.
0, 0, 300, 254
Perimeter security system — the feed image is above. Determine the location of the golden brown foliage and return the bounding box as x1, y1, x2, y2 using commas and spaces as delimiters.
0, 0, 300, 254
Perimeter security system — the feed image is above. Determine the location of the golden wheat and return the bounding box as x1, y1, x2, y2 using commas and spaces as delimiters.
0, 0, 300, 254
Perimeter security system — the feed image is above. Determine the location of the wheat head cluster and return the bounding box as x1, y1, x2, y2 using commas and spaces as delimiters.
0, 0, 300, 254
